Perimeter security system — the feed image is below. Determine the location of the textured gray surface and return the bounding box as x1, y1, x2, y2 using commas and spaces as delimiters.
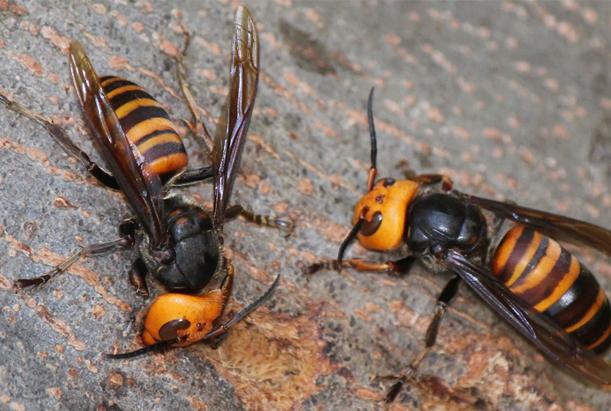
0, 1, 610, 410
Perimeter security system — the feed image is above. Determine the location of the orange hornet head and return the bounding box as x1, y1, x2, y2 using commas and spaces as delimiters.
142, 290, 225, 347
352, 178, 420, 251
336, 89, 421, 263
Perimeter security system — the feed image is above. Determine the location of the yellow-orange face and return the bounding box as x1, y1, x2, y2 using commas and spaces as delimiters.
142, 290, 225, 347
352, 178, 420, 251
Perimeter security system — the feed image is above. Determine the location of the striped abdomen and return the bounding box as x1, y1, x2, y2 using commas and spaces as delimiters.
491, 225, 610, 353
100, 76, 187, 182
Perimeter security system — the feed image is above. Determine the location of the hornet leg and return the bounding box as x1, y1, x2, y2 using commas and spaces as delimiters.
0, 92, 119, 189
14, 236, 133, 289
128, 259, 150, 298
383, 275, 461, 403
168, 26, 216, 187
305, 256, 417, 276
119, 219, 149, 297
170, 166, 213, 187
174, 25, 213, 153
225, 205, 294, 237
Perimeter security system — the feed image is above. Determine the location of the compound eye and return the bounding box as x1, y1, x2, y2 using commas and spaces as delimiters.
360, 211, 383, 236
158, 318, 191, 341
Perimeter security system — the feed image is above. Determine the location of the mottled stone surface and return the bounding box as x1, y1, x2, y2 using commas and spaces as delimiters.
0, 1, 610, 410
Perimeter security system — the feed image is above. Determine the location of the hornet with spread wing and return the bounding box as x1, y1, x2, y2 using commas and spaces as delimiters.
1, 6, 290, 357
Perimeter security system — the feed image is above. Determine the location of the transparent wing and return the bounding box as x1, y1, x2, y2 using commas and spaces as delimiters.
211, 5, 260, 227
461, 193, 611, 257
443, 249, 611, 386
69, 41, 165, 246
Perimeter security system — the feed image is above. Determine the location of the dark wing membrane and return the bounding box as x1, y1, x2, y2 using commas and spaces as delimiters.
212, 5, 260, 227
443, 249, 611, 386
69, 41, 165, 246
461, 193, 611, 257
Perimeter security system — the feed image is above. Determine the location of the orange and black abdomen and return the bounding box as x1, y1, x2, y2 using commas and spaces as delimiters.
100, 76, 187, 182
492, 225, 611, 353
